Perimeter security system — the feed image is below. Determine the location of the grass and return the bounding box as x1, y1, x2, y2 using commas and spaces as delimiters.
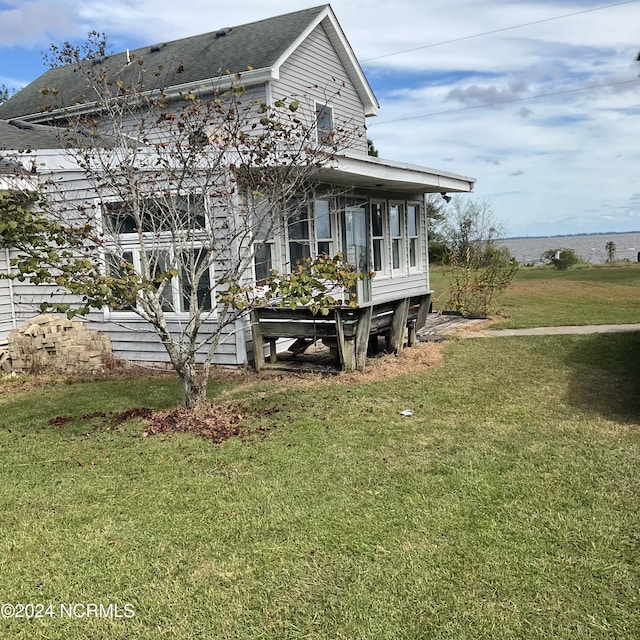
430, 262, 640, 327
1, 328, 639, 638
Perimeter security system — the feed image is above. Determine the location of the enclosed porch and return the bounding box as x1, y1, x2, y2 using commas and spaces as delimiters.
249, 152, 475, 372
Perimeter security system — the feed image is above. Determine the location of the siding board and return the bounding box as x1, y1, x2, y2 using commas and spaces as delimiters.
271, 24, 368, 154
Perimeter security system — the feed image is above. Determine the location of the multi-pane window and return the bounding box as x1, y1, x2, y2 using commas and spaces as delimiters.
106, 247, 212, 313
287, 208, 311, 267
407, 204, 419, 269
285, 199, 335, 269
314, 199, 333, 256
370, 201, 386, 273
103, 196, 212, 315
315, 103, 334, 145
389, 203, 404, 271
103, 195, 206, 235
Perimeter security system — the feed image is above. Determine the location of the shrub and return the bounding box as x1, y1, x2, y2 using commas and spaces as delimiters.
542, 248, 583, 270
446, 245, 518, 317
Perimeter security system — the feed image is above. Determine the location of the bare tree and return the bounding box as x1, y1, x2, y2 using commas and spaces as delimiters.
4, 41, 361, 408
436, 196, 517, 317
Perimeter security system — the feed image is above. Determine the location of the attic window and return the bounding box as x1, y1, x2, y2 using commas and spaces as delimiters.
315, 103, 333, 145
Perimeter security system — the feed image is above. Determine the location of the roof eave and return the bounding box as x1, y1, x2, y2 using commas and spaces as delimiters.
16, 67, 277, 124
320, 152, 476, 194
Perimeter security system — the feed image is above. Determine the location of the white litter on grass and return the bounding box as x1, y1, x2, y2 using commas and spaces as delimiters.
400, 410, 413, 417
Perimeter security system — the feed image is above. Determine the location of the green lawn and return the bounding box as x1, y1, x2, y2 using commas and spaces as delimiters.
430, 262, 640, 327
1, 329, 639, 638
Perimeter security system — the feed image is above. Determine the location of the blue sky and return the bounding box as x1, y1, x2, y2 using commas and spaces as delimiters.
1, 0, 639, 237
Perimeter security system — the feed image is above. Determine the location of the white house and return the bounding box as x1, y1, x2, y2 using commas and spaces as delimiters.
0, 5, 475, 371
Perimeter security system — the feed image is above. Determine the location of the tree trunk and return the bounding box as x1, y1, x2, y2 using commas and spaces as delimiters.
180, 362, 208, 409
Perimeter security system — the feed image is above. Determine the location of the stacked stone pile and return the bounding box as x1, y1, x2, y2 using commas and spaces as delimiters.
5, 314, 112, 374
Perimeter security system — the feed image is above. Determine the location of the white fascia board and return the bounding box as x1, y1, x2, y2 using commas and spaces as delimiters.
0, 174, 36, 191
328, 152, 476, 193
20, 68, 276, 124
270, 6, 379, 117
2, 148, 82, 172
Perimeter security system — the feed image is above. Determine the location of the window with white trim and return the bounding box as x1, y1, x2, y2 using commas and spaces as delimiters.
288, 205, 311, 267
284, 198, 337, 270
407, 203, 420, 269
103, 195, 213, 314
369, 201, 386, 274
253, 242, 272, 283
105, 246, 213, 314
315, 103, 334, 145
314, 199, 334, 256
251, 198, 276, 283
389, 202, 404, 272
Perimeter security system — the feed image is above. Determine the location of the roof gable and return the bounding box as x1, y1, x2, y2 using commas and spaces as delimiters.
0, 5, 378, 121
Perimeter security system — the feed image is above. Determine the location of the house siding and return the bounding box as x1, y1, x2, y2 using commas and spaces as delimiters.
0, 249, 16, 338
370, 273, 429, 305
2, 159, 253, 366
271, 24, 368, 155
84, 316, 245, 366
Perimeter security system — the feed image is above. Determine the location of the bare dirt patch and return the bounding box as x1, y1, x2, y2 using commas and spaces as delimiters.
224, 341, 446, 396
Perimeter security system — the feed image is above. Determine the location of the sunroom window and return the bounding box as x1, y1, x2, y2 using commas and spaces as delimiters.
407, 204, 420, 269
390, 203, 404, 271
288, 208, 311, 267
314, 199, 333, 256
370, 201, 386, 273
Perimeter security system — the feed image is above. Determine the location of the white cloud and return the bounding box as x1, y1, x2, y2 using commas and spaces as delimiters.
0, 0, 79, 46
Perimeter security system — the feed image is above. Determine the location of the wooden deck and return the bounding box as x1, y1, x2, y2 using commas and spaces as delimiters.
251, 294, 432, 373
253, 312, 489, 374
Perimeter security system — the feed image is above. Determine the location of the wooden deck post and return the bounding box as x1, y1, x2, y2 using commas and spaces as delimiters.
387, 298, 410, 353
416, 293, 431, 330
268, 338, 278, 364
355, 306, 373, 371
407, 319, 418, 347
335, 309, 356, 372
250, 310, 265, 372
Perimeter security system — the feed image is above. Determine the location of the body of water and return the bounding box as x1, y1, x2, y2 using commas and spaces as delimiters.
499, 232, 640, 265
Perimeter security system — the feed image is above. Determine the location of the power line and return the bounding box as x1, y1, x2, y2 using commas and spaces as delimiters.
362, 0, 640, 62
368, 78, 640, 126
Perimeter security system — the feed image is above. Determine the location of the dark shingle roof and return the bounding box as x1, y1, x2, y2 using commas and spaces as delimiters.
0, 119, 68, 149
0, 5, 328, 121
0, 119, 110, 150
